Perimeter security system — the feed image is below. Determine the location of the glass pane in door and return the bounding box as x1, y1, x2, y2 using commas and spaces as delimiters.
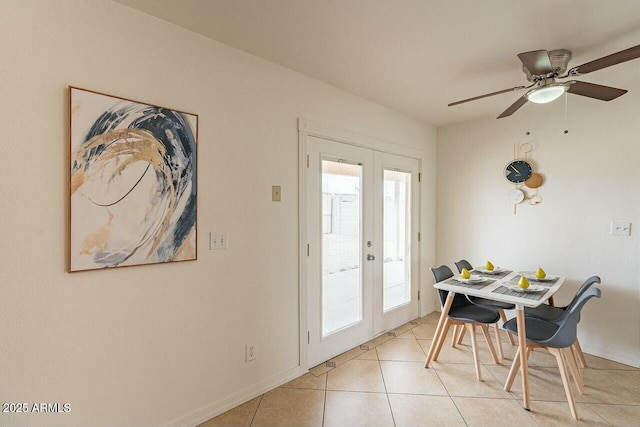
322, 160, 362, 336
383, 169, 411, 311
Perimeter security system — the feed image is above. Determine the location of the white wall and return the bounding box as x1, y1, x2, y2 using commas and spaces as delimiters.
436, 43, 640, 367
0, 1, 436, 426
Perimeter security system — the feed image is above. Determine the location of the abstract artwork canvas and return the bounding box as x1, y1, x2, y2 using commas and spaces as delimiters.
69, 87, 197, 272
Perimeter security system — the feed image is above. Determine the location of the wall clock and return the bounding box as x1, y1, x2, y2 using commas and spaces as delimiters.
505, 159, 532, 183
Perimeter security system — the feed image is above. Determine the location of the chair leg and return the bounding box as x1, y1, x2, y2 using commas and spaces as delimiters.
549, 347, 579, 420
456, 324, 466, 344
499, 309, 516, 346
469, 324, 482, 381
563, 346, 584, 393
492, 323, 504, 360
451, 325, 459, 348
573, 339, 587, 368
480, 324, 500, 364
433, 318, 453, 362
504, 346, 521, 391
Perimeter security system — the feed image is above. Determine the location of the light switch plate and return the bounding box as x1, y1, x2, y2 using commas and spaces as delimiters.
272, 185, 281, 202
611, 221, 631, 236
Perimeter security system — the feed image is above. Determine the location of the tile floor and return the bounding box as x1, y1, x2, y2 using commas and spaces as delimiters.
200, 312, 640, 426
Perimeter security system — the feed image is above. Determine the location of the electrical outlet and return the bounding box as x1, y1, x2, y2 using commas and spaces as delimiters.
246, 344, 256, 362
209, 231, 228, 249
611, 221, 631, 236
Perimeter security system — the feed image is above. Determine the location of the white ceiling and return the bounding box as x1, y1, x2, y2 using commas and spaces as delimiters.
114, 0, 640, 127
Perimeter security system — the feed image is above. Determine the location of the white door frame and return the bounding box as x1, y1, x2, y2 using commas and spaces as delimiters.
298, 119, 426, 370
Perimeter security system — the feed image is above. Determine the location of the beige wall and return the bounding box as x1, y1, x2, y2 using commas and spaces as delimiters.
0, 1, 436, 426
436, 39, 640, 367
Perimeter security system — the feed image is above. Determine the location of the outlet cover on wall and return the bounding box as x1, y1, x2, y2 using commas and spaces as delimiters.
209, 231, 228, 249
611, 221, 631, 236
246, 344, 256, 362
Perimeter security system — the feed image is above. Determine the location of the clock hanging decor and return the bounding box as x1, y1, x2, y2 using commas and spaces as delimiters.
505, 142, 543, 214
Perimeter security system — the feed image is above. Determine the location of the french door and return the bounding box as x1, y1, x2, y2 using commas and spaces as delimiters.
305, 136, 419, 366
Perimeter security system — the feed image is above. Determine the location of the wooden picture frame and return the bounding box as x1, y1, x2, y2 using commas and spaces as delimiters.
69, 87, 198, 272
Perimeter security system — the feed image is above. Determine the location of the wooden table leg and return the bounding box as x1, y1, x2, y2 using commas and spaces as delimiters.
425, 291, 454, 368
516, 305, 530, 410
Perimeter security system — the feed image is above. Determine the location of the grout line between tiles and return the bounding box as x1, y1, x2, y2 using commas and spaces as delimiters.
581, 404, 615, 426
447, 393, 470, 427
376, 343, 396, 427
248, 394, 263, 427
321, 388, 327, 427
324, 389, 390, 395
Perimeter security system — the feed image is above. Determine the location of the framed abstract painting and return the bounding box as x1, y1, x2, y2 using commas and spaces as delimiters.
69, 87, 198, 272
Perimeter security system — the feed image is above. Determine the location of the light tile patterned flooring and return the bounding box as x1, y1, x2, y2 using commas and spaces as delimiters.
200, 312, 640, 426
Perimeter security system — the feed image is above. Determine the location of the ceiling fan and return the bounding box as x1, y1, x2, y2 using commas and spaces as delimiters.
449, 44, 640, 119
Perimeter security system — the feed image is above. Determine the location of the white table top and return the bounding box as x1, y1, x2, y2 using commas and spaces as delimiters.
434, 270, 565, 308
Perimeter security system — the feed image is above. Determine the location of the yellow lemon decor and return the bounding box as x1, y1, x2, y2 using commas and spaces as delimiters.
518, 276, 530, 289
535, 267, 546, 279
461, 268, 471, 279
485, 261, 495, 271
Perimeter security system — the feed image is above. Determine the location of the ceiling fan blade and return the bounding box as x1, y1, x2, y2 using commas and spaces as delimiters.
567, 81, 627, 101
497, 96, 528, 119
572, 44, 640, 75
448, 86, 527, 106
518, 50, 553, 75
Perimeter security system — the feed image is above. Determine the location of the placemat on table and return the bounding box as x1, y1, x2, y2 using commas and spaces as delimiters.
512, 274, 560, 287
472, 269, 512, 279
443, 278, 496, 290
492, 284, 548, 301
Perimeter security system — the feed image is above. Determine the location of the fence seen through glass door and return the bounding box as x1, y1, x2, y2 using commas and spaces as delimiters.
322, 160, 362, 336
383, 169, 411, 312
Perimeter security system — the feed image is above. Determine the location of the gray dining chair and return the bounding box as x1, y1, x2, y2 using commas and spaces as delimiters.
524, 275, 601, 368
503, 287, 601, 420
429, 265, 501, 380
454, 259, 516, 351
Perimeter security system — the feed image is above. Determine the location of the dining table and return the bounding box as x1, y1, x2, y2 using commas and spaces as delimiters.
424, 267, 565, 411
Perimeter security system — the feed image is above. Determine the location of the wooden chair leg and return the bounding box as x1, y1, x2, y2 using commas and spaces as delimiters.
451, 325, 459, 348
480, 324, 500, 364
563, 346, 584, 393
469, 324, 482, 381
573, 339, 587, 368
433, 318, 453, 362
493, 323, 504, 360
456, 324, 466, 344
504, 346, 521, 391
549, 347, 579, 420
499, 309, 516, 346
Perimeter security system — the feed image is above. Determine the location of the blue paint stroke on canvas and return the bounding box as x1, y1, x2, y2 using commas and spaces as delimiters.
70, 89, 197, 270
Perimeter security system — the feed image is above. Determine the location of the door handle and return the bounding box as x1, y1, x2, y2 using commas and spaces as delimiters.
367, 254, 375, 261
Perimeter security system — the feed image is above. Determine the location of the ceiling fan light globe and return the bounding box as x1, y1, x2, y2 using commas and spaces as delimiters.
526, 85, 568, 104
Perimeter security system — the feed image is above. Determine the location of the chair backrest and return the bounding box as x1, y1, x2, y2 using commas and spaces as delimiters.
562, 275, 601, 311
544, 287, 601, 348
454, 259, 473, 273
575, 275, 601, 299
430, 265, 469, 308
431, 265, 454, 282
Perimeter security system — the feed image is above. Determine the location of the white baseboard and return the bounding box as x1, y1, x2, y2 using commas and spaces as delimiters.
164, 365, 306, 427
581, 343, 640, 368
